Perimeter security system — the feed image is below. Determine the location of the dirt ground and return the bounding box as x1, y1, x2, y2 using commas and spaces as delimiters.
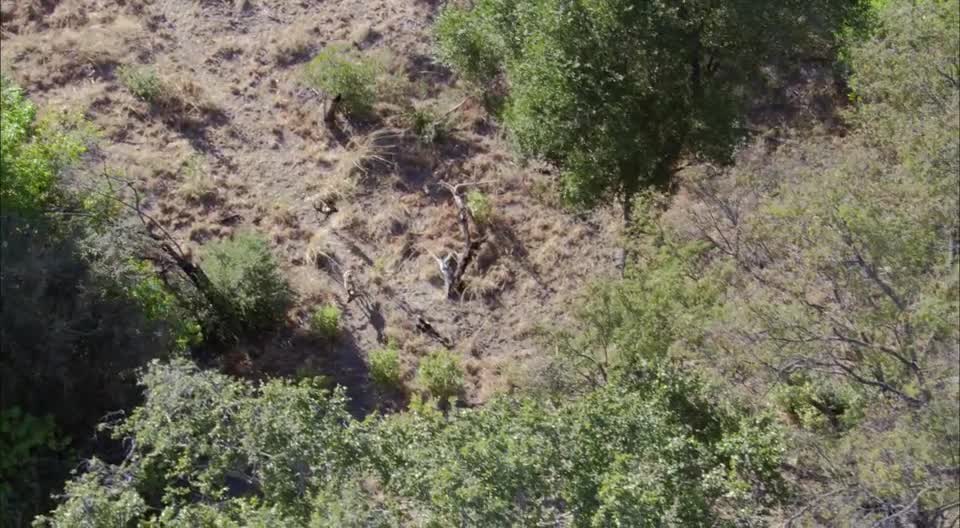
1, 0, 623, 408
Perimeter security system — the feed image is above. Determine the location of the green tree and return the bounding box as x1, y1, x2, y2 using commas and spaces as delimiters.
303, 45, 380, 117
1, 75, 97, 219
38, 359, 785, 527
666, 0, 959, 521
435, 0, 869, 227
0, 76, 187, 525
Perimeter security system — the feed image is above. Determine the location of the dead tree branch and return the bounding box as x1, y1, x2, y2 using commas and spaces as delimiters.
432, 181, 493, 299
90, 167, 236, 340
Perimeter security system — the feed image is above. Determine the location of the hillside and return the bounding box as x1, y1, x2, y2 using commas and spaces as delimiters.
2, 0, 957, 526
1, 0, 622, 406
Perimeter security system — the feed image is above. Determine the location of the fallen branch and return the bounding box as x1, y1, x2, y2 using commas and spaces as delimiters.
416, 316, 452, 348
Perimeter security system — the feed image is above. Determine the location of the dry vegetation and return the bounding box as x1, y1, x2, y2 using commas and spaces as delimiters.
0, 0, 620, 403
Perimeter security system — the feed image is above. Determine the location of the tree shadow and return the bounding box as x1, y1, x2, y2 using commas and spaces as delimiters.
241, 325, 374, 416
391, 132, 490, 191
171, 109, 236, 171
487, 217, 554, 295
404, 53, 454, 95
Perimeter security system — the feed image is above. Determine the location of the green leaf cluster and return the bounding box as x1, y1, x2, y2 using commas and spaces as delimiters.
435, 0, 869, 210
37, 359, 785, 527
202, 233, 295, 336
303, 45, 380, 117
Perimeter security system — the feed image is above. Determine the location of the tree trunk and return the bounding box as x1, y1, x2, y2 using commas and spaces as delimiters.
617, 187, 635, 276
324, 94, 341, 125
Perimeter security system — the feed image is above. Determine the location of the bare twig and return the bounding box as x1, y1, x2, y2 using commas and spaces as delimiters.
439, 97, 469, 120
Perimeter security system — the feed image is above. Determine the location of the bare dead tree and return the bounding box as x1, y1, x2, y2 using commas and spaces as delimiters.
430, 181, 493, 299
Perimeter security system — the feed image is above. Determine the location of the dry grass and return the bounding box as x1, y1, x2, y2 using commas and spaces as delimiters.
117, 62, 221, 126
322, 128, 400, 200
176, 155, 219, 203
341, 128, 400, 179
269, 199, 299, 228
0, 0, 624, 405
461, 264, 512, 303
272, 22, 315, 65
151, 71, 221, 123
304, 232, 339, 271
369, 206, 410, 241
1, 15, 146, 86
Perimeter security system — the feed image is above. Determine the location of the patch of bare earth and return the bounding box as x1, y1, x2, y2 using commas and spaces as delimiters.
1, 0, 621, 407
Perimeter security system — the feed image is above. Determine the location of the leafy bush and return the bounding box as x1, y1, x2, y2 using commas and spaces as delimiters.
303, 44, 379, 117
309, 304, 341, 340
0, 407, 65, 526
406, 105, 447, 144
123, 260, 203, 352
416, 349, 464, 403
466, 189, 493, 226
433, 4, 506, 85
1, 74, 92, 216
368, 345, 402, 391
117, 65, 163, 102
201, 233, 294, 334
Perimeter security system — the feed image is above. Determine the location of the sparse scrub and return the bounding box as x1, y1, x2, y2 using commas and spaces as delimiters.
416, 349, 464, 404
368, 345, 402, 391
406, 105, 448, 144
333, 128, 399, 192
202, 233, 294, 334
370, 256, 388, 285
118, 65, 163, 102
269, 200, 298, 228
273, 24, 314, 65
461, 265, 510, 302
118, 65, 218, 123
303, 44, 379, 117
466, 189, 493, 226
176, 155, 217, 203
309, 304, 341, 340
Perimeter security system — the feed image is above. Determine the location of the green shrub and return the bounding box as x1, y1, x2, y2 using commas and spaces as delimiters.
117, 65, 163, 102
303, 45, 379, 117
176, 155, 217, 203
201, 233, 293, 334
416, 349, 464, 403
434, 5, 506, 85
309, 304, 341, 340
407, 105, 447, 144
368, 345, 402, 390
466, 189, 493, 226
1, 74, 92, 216
124, 260, 203, 352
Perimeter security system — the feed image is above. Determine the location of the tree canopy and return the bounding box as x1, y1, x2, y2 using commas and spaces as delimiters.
435, 0, 870, 217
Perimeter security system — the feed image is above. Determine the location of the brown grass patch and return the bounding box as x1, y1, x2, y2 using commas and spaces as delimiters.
272, 22, 316, 65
